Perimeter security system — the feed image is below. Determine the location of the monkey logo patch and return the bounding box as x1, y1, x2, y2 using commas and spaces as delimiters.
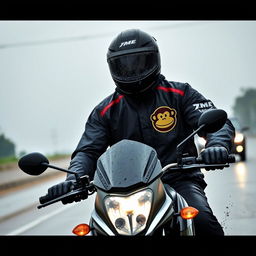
150, 106, 177, 133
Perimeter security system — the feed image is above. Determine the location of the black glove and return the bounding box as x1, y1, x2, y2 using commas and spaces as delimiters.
47, 180, 75, 201
200, 146, 228, 170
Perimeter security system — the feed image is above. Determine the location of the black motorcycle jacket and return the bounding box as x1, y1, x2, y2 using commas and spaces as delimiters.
67, 75, 235, 186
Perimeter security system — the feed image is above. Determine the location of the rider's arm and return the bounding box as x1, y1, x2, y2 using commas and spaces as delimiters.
66, 106, 110, 181
181, 83, 235, 153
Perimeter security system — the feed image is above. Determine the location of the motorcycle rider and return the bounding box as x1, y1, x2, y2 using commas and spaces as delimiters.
46, 29, 235, 235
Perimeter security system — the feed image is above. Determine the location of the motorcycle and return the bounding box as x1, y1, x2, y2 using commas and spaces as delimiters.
18, 109, 235, 236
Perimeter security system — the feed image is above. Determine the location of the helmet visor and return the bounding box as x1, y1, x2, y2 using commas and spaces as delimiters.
108, 52, 158, 82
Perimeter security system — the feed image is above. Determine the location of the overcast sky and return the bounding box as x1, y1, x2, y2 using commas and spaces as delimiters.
0, 20, 256, 156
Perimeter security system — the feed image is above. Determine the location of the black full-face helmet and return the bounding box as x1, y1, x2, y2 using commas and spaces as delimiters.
107, 29, 161, 95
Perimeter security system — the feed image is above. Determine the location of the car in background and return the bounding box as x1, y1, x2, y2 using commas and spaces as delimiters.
195, 117, 249, 161
229, 117, 249, 161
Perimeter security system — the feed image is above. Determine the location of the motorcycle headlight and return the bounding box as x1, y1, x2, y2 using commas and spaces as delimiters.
234, 132, 244, 143
104, 189, 153, 235
197, 137, 206, 146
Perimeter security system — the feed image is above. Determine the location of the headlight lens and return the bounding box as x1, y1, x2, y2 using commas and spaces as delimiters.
197, 137, 206, 146
104, 189, 153, 235
234, 132, 244, 143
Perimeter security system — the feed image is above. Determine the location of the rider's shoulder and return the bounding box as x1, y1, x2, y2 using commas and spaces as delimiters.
164, 80, 191, 90
93, 91, 123, 117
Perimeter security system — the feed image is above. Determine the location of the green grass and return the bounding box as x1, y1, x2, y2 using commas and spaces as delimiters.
0, 153, 70, 166
0, 156, 18, 165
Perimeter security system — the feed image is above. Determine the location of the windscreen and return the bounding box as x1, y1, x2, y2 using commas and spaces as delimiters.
93, 140, 162, 191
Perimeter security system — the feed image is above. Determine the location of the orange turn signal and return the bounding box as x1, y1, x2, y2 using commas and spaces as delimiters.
180, 207, 199, 219
72, 223, 91, 236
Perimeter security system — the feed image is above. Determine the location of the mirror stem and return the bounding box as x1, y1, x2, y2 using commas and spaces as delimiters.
176, 124, 205, 166
41, 162, 80, 182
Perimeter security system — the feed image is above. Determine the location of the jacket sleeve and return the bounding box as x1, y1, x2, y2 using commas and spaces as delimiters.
181, 83, 235, 152
66, 107, 110, 181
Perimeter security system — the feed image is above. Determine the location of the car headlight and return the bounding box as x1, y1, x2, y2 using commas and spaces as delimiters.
104, 189, 153, 235
234, 132, 244, 143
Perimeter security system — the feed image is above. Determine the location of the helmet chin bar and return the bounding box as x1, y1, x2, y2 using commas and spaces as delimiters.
114, 72, 160, 96
115, 82, 154, 95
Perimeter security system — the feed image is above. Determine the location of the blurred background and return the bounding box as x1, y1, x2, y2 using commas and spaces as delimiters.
1, 21, 256, 236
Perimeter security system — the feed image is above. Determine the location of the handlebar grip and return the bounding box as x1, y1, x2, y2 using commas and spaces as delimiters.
39, 194, 51, 204
228, 154, 236, 163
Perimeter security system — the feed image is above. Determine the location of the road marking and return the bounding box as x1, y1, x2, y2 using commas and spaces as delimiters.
7, 203, 74, 235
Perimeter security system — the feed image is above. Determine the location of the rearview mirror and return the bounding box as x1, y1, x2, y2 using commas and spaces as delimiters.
198, 109, 227, 133
18, 152, 49, 176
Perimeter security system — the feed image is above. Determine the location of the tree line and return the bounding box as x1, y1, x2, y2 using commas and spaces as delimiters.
232, 87, 256, 135
0, 133, 15, 158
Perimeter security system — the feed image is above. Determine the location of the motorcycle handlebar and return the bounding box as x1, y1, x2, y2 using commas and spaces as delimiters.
162, 154, 236, 174
38, 188, 88, 209
38, 154, 236, 209
38, 183, 94, 209
39, 194, 50, 205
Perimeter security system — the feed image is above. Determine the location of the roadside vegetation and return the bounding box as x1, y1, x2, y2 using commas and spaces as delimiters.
0, 153, 70, 171
233, 87, 256, 136
0, 131, 70, 170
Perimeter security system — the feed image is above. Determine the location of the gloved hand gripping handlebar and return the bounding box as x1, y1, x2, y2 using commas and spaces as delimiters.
38, 175, 96, 209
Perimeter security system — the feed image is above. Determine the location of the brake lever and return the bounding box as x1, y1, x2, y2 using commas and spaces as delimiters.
179, 163, 230, 170
162, 155, 234, 173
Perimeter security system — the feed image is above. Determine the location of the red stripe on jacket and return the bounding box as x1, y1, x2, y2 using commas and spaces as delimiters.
156, 86, 185, 96
100, 95, 124, 117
